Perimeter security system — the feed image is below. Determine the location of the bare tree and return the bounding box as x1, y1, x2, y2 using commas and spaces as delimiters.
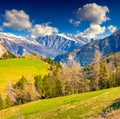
91, 50, 102, 90
58, 58, 87, 94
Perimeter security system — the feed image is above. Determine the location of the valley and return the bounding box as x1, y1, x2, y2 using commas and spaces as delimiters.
0, 0, 120, 118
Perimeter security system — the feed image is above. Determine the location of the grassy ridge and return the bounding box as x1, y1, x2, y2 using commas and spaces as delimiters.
0, 87, 120, 119
0, 58, 49, 94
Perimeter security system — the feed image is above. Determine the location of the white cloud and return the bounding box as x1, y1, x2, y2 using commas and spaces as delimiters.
77, 3, 109, 24
3, 9, 32, 30
3, 9, 59, 37
107, 25, 117, 33
76, 3, 110, 40
69, 19, 80, 26
76, 24, 106, 40
30, 24, 58, 38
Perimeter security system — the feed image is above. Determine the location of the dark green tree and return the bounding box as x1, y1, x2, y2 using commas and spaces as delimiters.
41, 74, 62, 98
34, 75, 43, 98
108, 73, 117, 88
99, 62, 108, 89
0, 51, 15, 60
15, 76, 28, 90
89, 76, 96, 91
14, 76, 38, 104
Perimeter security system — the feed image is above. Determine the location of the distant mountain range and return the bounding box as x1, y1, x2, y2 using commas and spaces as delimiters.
0, 32, 88, 58
36, 33, 88, 51
55, 30, 120, 66
1, 30, 120, 66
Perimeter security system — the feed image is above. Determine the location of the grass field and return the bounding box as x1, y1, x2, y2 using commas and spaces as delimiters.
0, 87, 120, 119
0, 58, 49, 94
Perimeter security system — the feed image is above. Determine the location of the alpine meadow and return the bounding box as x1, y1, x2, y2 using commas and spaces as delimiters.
0, 0, 120, 119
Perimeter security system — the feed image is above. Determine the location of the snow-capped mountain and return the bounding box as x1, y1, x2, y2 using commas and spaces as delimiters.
61, 33, 89, 43
36, 33, 89, 51
0, 32, 88, 58
0, 32, 64, 57
55, 30, 120, 66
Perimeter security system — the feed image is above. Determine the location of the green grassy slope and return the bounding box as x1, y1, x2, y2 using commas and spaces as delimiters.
0, 58, 49, 94
0, 87, 120, 119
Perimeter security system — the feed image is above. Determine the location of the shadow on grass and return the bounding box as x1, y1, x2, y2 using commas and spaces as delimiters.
109, 98, 120, 110
101, 98, 120, 118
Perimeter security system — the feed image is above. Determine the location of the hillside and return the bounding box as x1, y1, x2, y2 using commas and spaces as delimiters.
0, 57, 49, 94
85, 51, 120, 75
0, 40, 7, 57
55, 30, 120, 66
0, 87, 120, 119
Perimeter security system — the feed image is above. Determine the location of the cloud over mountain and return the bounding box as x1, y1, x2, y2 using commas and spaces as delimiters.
30, 24, 58, 38
76, 3, 109, 40
2, 9, 59, 37
76, 24, 106, 39
3, 9, 32, 30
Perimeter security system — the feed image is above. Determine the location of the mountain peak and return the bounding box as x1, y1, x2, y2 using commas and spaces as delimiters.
55, 30, 120, 66
36, 33, 88, 52
0, 32, 88, 58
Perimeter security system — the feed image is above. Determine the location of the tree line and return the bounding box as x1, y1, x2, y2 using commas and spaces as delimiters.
0, 52, 120, 110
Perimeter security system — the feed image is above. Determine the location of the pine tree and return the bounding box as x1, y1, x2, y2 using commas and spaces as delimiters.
89, 76, 96, 91
99, 62, 108, 89
108, 73, 117, 87
14, 76, 39, 104
15, 76, 28, 89
34, 75, 42, 94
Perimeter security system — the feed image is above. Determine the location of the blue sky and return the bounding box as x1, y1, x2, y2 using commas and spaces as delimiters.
0, 0, 120, 39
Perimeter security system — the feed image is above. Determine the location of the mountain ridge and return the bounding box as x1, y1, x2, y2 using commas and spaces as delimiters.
0, 32, 88, 58
36, 33, 88, 51
55, 30, 120, 66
